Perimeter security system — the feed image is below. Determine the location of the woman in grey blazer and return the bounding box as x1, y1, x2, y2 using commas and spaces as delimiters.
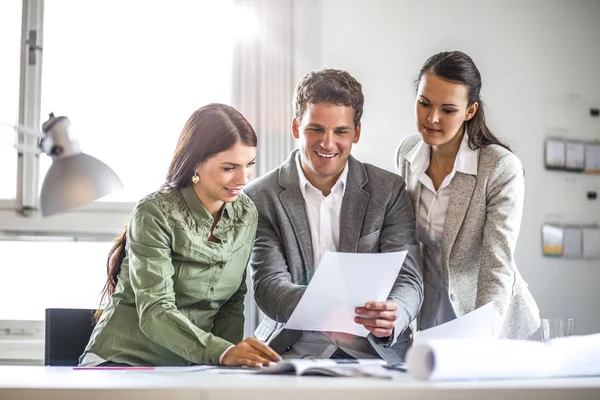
395, 51, 540, 339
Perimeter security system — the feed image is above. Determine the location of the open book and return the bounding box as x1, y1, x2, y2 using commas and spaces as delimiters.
254, 359, 390, 378
406, 333, 600, 381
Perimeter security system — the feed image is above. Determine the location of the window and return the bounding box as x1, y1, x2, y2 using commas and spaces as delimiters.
0, 240, 113, 321
40, 0, 235, 203
1, 0, 240, 320
1, 0, 255, 342
0, 0, 23, 200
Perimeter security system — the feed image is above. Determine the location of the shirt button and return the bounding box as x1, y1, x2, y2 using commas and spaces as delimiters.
450, 293, 457, 302
209, 286, 215, 292
222, 239, 227, 243
335, 340, 340, 346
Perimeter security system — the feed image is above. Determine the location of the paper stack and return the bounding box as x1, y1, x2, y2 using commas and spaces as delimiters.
406, 334, 600, 381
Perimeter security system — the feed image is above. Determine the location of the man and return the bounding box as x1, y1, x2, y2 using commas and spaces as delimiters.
245, 69, 422, 363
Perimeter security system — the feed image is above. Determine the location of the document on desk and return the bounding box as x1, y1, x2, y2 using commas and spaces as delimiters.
406, 333, 600, 381
284, 251, 407, 336
255, 359, 390, 378
209, 359, 391, 378
413, 302, 494, 345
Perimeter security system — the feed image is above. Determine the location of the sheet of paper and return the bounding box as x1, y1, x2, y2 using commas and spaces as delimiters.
407, 339, 555, 381
413, 302, 494, 345
407, 333, 600, 381
284, 251, 407, 336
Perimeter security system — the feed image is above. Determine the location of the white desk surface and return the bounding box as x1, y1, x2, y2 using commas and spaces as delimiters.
0, 366, 599, 400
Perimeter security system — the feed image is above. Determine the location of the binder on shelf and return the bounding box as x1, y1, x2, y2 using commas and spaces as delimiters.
542, 224, 564, 256
564, 141, 585, 172
584, 143, 600, 174
542, 224, 599, 260
582, 227, 600, 259
544, 139, 565, 170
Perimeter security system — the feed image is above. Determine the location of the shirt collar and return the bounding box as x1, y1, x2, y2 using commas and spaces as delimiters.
295, 152, 348, 197
405, 130, 478, 176
181, 185, 233, 222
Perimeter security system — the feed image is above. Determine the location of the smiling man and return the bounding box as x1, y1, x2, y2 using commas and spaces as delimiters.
244, 69, 423, 363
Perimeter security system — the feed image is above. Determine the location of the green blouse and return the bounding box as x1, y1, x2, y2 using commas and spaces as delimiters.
81, 186, 258, 366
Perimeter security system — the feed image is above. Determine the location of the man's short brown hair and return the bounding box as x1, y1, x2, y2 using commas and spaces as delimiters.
292, 69, 364, 127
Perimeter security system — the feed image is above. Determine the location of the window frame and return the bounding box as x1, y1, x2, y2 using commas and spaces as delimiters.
9, 0, 150, 230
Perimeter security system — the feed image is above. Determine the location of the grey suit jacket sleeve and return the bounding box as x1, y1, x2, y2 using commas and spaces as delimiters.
376, 176, 423, 346
477, 153, 525, 334
251, 212, 306, 323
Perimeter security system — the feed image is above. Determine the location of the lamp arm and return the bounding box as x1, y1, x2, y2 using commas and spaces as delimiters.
0, 120, 44, 154
0, 139, 43, 155
0, 120, 44, 138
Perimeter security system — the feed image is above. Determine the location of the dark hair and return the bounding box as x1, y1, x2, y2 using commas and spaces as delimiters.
293, 69, 364, 127
95, 103, 257, 321
416, 51, 511, 152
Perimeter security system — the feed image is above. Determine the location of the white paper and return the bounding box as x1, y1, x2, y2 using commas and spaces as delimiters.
407, 339, 557, 381
413, 302, 494, 345
406, 334, 600, 381
284, 251, 407, 336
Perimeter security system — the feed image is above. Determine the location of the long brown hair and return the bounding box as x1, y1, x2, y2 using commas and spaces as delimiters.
416, 51, 511, 152
95, 104, 257, 321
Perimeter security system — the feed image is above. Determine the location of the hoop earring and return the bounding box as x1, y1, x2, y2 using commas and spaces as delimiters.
191, 171, 200, 184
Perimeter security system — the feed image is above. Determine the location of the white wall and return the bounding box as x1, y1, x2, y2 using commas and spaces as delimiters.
293, 0, 600, 335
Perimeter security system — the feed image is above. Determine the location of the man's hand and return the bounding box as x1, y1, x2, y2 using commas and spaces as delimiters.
220, 337, 282, 368
354, 301, 398, 338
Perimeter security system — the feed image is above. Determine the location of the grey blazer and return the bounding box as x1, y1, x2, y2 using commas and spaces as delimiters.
244, 150, 423, 363
395, 134, 540, 339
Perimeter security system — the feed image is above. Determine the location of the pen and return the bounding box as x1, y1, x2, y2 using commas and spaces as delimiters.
73, 367, 155, 371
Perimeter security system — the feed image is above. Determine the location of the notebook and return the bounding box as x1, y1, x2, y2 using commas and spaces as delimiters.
253, 358, 390, 378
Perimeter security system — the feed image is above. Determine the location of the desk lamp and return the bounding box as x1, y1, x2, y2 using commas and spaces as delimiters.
0, 113, 123, 216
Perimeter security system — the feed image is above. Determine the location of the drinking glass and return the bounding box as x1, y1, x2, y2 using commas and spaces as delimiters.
541, 318, 575, 341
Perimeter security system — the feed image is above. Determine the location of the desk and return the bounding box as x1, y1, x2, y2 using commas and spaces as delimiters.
0, 366, 599, 400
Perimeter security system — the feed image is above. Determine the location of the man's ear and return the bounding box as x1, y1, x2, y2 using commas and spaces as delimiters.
292, 118, 300, 139
466, 102, 479, 121
353, 122, 361, 144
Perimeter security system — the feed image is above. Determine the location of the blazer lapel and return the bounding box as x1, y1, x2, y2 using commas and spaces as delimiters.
278, 151, 314, 278
443, 172, 476, 265
339, 156, 370, 252
405, 162, 422, 235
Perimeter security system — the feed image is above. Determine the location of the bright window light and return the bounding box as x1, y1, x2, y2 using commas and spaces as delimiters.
231, 5, 260, 40
0, 240, 113, 320
0, 0, 22, 200
40, 0, 235, 203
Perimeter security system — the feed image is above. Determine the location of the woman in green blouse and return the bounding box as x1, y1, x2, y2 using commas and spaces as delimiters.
80, 103, 280, 368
